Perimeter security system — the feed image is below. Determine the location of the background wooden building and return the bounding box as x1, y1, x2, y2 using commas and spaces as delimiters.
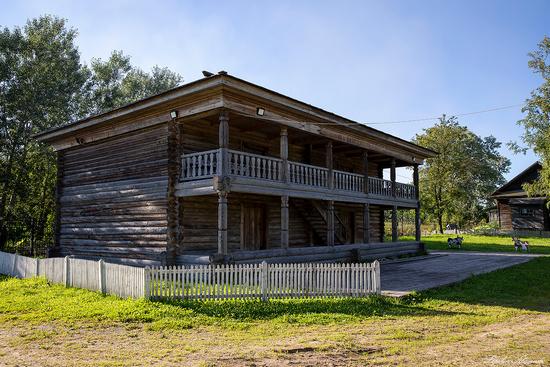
36, 72, 436, 266
491, 162, 549, 231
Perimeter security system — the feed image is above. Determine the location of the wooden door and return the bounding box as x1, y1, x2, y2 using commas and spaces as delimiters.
240, 204, 267, 250
336, 209, 356, 244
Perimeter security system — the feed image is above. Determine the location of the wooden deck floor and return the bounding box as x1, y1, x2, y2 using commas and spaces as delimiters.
381, 251, 542, 296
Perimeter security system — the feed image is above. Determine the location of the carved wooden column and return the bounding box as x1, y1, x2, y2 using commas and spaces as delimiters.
218, 192, 228, 255
413, 163, 421, 242
327, 200, 335, 246
217, 111, 230, 256
166, 119, 181, 265
280, 127, 289, 248
326, 141, 333, 189
218, 110, 229, 177
281, 196, 289, 248
391, 159, 398, 242
280, 127, 289, 182
326, 142, 335, 246
363, 203, 370, 243
363, 151, 369, 194
390, 158, 396, 198
392, 205, 398, 242
362, 151, 370, 243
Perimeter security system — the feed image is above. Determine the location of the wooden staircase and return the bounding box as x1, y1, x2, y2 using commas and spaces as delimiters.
291, 199, 348, 245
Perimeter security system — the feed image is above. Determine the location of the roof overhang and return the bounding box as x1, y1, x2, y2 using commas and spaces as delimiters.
35, 72, 437, 162
490, 161, 542, 197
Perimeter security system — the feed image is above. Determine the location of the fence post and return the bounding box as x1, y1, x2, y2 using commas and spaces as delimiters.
98, 259, 105, 294
260, 261, 268, 302
12, 253, 18, 277
35, 258, 40, 277
64, 256, 70, 287
144, 267, 150, 299
373, 260, 381, 295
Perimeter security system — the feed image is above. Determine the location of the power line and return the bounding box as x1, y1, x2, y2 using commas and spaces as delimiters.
363, 103, 524, 125
234, 101, 525, 128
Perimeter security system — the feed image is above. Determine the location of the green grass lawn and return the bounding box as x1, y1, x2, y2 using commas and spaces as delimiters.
402, 233, 550, 254
1, 258, 549, 366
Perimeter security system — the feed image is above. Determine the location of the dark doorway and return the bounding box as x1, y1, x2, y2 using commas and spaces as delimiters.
240, 204, 267, 250
336, 209, 356, 244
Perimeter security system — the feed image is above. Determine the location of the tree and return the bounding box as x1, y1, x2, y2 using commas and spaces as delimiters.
80, 51, 182, 115
0, 16, 182, 254
0, 16, 87, 253
515, 36, 550, 197
414, 116, 510, 233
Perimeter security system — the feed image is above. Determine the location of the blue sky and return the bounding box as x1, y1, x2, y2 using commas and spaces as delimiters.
2, 0, 549, 180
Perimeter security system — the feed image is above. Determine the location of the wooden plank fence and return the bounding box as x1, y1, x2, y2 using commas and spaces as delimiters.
0, 251, 381, 301
0, 251, 145, 299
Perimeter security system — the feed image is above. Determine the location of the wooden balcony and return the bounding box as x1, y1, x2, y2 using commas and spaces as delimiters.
176, 149, 417, 207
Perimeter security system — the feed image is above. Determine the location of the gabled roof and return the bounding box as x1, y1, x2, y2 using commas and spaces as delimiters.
34, 72, 437, 161
491, 161, 541, 198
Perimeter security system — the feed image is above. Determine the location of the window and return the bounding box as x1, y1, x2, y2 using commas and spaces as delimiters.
519, 207, 535, 217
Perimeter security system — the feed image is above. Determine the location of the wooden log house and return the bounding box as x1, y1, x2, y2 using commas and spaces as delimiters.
35, 72, 437, 266
491, 162, 550, 231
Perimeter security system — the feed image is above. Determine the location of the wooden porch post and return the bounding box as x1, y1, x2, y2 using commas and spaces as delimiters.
327, 200, 335, 246
391, 159, 398, 242
326, 142, 335, 246
326, 141, 334, 189
363, 203, 370, 243
218, 110, 229, 177
217, 111, 230, 256
280, 127, 289, 182
363, 151, 369, 194
166, 119, 181, 265
392, 205, 398, 242
413, 163, 421, 242
281, 196, 289, 248
218, 192, 228, 255
390, 158, 396, 197
280, 127, 289, 248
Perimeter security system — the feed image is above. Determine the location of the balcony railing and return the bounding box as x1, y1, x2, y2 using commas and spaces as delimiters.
289, 161, 329, 187
182, 150, 219, 180
228, 150, 282, 181
181, 149, 417, 201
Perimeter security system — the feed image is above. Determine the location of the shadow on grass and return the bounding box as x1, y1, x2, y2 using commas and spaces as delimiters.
155, 294, 473, 322
154, 257, 550, 320
419, 256, 550, 313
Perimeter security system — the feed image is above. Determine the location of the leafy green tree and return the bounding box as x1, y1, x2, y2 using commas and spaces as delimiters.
515, 36, 550, 196
0, 16, 182, 254
80, 50, 182, 115
414, 116, 510, 233
0, 16, 87, 253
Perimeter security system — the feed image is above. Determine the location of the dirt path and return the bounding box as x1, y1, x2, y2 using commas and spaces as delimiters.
1, 313, 548, 366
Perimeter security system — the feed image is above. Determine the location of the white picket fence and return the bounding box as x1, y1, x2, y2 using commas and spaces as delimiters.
0, 251, 145, 298
147, 261, 381, 300
0, 251, 381, 301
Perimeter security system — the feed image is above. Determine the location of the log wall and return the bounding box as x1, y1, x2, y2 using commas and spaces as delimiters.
179, 193, 383, 253
511, 204, 546, 231
53, 116, 393, 264
57, 125, 169, 266
497, 201, 512, 231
